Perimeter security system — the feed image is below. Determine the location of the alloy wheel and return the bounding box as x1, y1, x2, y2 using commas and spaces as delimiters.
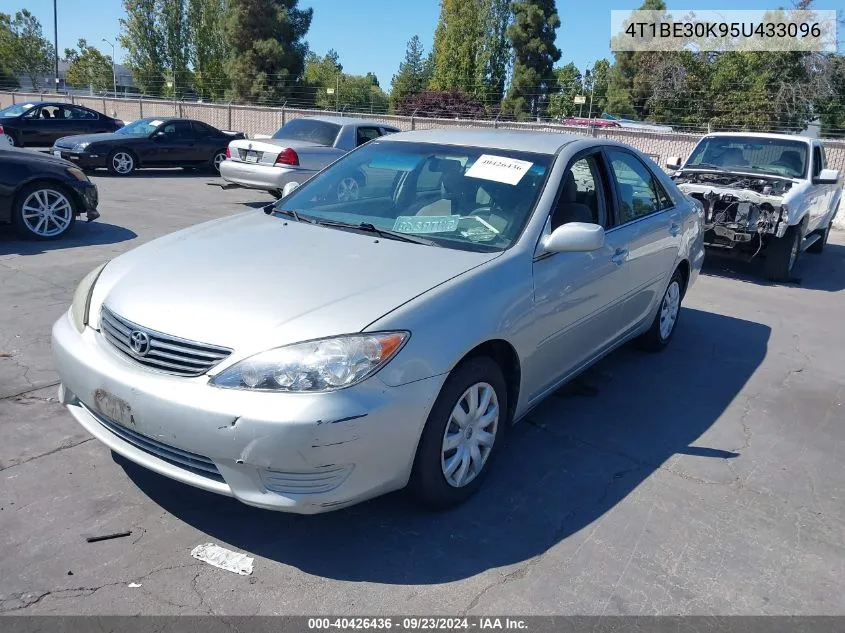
213, 152, 226, 173
441, 382, 499, 488
336, 177, 360, 202
659, 280, 681, 340
112, 152, 134, 175
20, 189, 73, 238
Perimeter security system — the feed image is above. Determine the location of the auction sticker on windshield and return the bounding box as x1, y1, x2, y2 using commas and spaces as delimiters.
465, 154, 533, 185
393, 215, 460, 234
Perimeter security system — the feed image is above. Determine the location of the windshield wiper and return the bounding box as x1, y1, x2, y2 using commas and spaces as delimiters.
313, 219, 440, 246
272, 207, 316, 223
687, 163, 726, 171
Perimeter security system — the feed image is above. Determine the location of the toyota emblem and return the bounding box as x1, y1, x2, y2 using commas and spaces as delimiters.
129, 330, 151, 356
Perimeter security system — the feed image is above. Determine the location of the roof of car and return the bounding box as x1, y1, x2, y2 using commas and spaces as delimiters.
306, 115, 398, 128
379, 128, 582, 154
703, 131, 815, 143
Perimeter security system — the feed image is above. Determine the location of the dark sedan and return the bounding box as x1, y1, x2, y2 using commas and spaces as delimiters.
51, 117, 246, 176
0, 147, 99, 240
0, 101, 123, 148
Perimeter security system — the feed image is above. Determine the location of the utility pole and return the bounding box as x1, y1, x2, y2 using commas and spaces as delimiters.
102, 39, 117, 96
336, 75, 339, 112
53, 0, 59, 91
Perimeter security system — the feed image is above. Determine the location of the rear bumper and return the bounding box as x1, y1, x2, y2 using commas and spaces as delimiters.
219, 159, 316, 192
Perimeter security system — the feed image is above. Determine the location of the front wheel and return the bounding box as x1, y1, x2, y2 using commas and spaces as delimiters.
410, 357, 507, 509
107, 149, 136, 176
14, 183, 76, 240
764, 225, 801, 281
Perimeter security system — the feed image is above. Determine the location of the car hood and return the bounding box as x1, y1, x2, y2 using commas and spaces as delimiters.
55, 132, 127, 147
93, 211, 499, 355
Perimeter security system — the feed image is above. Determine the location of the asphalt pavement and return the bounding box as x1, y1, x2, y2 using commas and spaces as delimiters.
1, 170, 843, 615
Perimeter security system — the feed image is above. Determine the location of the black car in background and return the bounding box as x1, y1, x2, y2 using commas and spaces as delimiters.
51, 117, 246, 176
0, 147, 99, 240
0, 101, 123, 148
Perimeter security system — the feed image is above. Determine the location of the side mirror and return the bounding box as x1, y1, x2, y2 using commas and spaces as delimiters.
665, 156, 682, 170
813, 168, 840, 185
541, 222, 605, 254
281, 181, 300, 197
151, 130, 166, 140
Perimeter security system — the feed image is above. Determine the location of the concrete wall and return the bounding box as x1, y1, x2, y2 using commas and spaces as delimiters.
4, 90, 844, 228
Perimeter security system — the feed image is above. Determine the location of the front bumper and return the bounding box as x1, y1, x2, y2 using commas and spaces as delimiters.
219, 159, 316, 191
52, 311, 443, 513
70, 180, 99, 222
51, 147, 108, 170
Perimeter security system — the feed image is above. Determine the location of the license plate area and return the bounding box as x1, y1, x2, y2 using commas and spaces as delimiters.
93, 388, 135, 427
245, 151, 260, 163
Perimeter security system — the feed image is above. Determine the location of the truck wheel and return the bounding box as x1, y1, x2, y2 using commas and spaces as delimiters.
764, 225, 801, 281
807, 221, 832, 254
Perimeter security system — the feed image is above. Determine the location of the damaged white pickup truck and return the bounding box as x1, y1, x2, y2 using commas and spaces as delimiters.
668, 132, 842, 281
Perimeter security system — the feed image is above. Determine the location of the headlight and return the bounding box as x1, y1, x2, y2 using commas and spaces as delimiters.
66, 166, 88, 182
72, 141, 90, 152
210, 332, 409, 392
70, 262, 108, 333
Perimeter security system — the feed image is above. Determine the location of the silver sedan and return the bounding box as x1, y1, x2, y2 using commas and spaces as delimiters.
52, 129, 705, 513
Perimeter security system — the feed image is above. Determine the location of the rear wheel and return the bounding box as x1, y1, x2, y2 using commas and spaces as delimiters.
107, 149, 136, 176
211, 150, 227, 174
410, 357, 507, 509
764, 225, 801, 281
13, 183, 76, 240
637, 269, 683, 352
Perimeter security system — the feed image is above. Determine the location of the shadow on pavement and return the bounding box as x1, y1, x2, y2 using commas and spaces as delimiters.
119, 307, 769, 585
0, 222, 137, 256
92, 168, 218, 179
701, 242, 845, 292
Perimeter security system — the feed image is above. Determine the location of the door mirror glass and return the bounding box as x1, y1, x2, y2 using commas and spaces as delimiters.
665, 156, 682, 170
281, 181, 301, 197
151, 130, 166, 139
542, 222, 605, 254
813, 168, 840, 185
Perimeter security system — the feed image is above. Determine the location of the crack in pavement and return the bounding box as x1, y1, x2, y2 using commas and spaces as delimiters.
0, 437, 94, 472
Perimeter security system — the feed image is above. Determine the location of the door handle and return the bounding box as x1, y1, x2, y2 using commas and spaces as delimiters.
611, 248, 628, 265
670, 222, 681, 236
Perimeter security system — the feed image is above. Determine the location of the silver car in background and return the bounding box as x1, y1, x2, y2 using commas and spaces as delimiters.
220, 116, 400, 198
53, 129, 705, 514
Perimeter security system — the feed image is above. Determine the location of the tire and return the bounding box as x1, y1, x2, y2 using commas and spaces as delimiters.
335, 172, 364, 202
410, 356, 508, 509
211, 149, 227, 174
807, 220, 832, 254
764, 224, 801, 281
637, 268, 684, 353
107, 149, 136, 176
269, 189, 283, 198
8, 132, 22, 148
13, 182, 76, 240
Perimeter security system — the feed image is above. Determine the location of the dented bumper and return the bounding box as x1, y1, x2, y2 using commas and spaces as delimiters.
51, 311, 443, 513
678, 184, 789, 243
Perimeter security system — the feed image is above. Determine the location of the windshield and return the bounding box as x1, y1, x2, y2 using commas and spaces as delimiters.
0, 103, 37, 118
272, 118, 341, 146
686, 136, 808, 179
116, 117, 164, 136
275, 141, 551, 252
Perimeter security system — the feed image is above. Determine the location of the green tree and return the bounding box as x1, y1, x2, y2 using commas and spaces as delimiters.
0, 14, 19, 90
303, 49, 342, 108
586, 58, 611, 117
475, 0, 512, 105
158, 0, 191, 97
429, 0, 484, 95
339, 74, 388, 114
816, 55, 845, 137
120, 0, 165, 95
546, 62, 582, 119
187, 0, 229, 100
502, 0, 561, 119
64, 39, 114, 92
225, 0, 313, 105
390, 35, 428, 110
7, 10, 54, 90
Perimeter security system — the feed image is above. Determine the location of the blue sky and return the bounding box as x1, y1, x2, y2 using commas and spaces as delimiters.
2, 0, 842, 88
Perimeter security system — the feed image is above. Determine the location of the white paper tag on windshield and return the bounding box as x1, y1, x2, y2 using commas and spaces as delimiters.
465, 154, 533, 185
150, 120, 163, 126
394, 215, 459, 234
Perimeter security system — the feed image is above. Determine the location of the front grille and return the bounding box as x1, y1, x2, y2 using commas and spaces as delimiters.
84, 403, 224, 482
100, 307, 232, 377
